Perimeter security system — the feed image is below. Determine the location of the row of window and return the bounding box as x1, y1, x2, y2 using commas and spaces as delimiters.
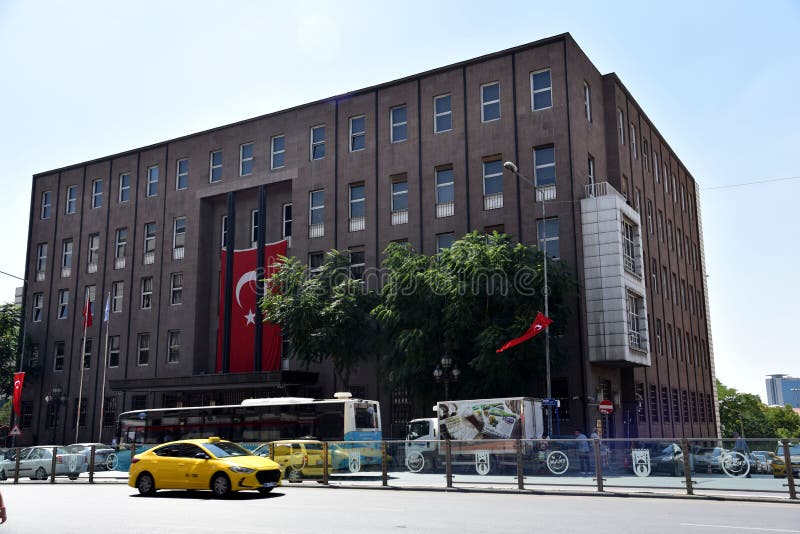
24, 396, 119, 430
37, 69, 558, 220
642, 199, 701, 273
647, 258, 705, 320
651, 317, 709, 369
641, 383, 713, 425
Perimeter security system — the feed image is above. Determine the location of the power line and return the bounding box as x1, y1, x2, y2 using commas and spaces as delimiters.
701, 175, 800, 191
0, 270, 24, 282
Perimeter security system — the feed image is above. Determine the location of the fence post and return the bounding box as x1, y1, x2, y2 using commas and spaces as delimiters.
89, 446, 96, 484
381, 440, 388, 487
322, 442, 329, 486
517, 439, 524, 490
593, 439, 604, 492
681, 439, 694, 496
782, 438, 797, 500
445, 439, 453, 489
50, 446, 57, 483
13, 448, 20, 484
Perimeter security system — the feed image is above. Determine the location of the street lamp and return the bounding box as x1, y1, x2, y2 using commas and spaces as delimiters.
434, 354, 460, 401
44, 385, 67, 443
503, 161, 553, 437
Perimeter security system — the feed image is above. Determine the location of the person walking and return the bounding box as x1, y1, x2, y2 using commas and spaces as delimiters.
732, 431, 751, 478
574, 429, 590, 475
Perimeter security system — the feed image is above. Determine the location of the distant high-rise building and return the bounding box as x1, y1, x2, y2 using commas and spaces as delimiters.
766, 374, 800, 408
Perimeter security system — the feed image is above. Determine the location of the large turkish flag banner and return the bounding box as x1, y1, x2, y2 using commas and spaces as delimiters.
216, 240, 287, 373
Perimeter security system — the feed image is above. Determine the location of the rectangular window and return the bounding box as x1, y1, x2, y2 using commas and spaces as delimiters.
29, 345, 39, 369
170, 272, 183, 305
114, 227, 127, 270
54, 341, 65, 371
111, 281, 123, 313
481, 82, 500, 122
167, 330, 180, 364
140, 277, 153, 309
309, 189, 325, 238
622, 219, 637, 274
672, 175, 677, 203
646, 200, 653, 234
534, 146, 556, 187
102, 397, 117, 428
137, 333, 150, 366
20, 401, 33, 427
250, 210, 259, 246
176, 159, 189, 190
681, 390, 689, 422
657, 210, 664, 242
482, 159, 503, 210
66, 185, 77, 214
661, 386, 670, 422
630, 124, 637, 159
676, 228, 682, 258
221, 215, 228, 248
309, 251, 325, 274
636, 383, 647, 423
270, 136, 285, 169
41, 191, 52, 219
653, 153, 660, 183
617, 108, 624, 145
667, 220, 673, 250
173, 217, 186, 259
350, 115, 366, 151
588, 155, 595, 187
36, 242, 47, 279
391, 179, 408, 217
92, 179, 103, 208
537, 217, 559, 259
240, 142, 254, 175
32, 293, 43, 322
87, 233, 100, 273
349, 183, 366, 232
627, 291, 645, 350
82, 338, 92, 369
642, 139, 649, 170
649, 385, 659, 422
655, 319, 662, 354
61, 239, 73, 277
146, 166, 159, 197
210, 150, 223, 182
531, 69, 552, 110
433, 94, 452, 133
435, 167, 454, 218
85, 285, 96, 317
651, 258, 658, 294
144, 222, 156, 264
310, 125, 325, 160
108, 335, 120, 367
349, 249, 365, 280
282, 203, 292, 239
436, 232, 455, 251
583, 81, 591, 122
390, 105, 408, 142
117, 174, 131, 205
681, 184, 686, 211
58, 289, 69, 319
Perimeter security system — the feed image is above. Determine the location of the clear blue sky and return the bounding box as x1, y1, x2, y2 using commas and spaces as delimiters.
1, 0, 798, 401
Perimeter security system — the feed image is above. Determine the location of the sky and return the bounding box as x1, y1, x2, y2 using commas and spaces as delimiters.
1, 0, 798, 401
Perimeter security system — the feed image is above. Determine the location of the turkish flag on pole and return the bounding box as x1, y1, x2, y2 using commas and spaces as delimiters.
217, 240, 288, 373
496, 312, 553, 353
82, 298, 92, 329
12, 372, 25, 418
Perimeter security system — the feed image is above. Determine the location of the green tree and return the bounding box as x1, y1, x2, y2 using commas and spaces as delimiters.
716, 379, 800, 438
0, 304, 22, 427
373, 232, 575, 402
260, 250, 381, 387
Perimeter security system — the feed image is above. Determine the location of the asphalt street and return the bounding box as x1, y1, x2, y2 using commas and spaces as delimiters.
1, 483, 798, 534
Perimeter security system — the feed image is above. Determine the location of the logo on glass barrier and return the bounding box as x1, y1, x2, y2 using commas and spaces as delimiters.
721, 451, 750, 478
546, 450, 569, 475
631, 449, 651, 477
475, 451, 491, 475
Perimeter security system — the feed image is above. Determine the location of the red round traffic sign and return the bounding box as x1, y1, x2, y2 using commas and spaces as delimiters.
598, 400, 614, 415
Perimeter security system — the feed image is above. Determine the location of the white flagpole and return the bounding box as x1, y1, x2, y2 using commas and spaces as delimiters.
75, 288, 90, 444
97, 293, 110, 442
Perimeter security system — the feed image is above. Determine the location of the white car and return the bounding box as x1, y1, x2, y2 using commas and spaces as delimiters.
0, 446, 87, 481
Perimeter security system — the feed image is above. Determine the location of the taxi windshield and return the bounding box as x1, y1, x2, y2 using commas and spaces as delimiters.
204, 441, 251, 458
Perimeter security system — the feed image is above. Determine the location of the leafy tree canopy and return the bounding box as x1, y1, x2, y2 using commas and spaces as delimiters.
716, 379, 800, 438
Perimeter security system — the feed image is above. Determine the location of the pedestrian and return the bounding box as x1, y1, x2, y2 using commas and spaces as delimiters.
732, 431, 751, 478
574, 429, 590, 475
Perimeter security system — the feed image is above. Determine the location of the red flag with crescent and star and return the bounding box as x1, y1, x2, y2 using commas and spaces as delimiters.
495, 312, 553, 353
216, 240, 288, 373
12, 372, 25, 418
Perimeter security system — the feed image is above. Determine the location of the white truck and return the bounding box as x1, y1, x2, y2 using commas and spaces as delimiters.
405, 397, 545, 475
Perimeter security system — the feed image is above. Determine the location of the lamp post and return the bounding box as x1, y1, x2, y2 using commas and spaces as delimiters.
503, 161, 553, 437
44, 385, 67, 443
434, 354, 460, 401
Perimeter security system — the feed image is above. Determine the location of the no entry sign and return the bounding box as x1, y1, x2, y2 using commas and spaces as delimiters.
598, 400, 614, 415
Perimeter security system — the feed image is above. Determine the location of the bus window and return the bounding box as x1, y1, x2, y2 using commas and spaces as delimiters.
354, 404, 378, 430
318, 411, 344, 441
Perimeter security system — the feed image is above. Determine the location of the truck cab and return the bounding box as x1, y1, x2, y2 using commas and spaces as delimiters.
405, 417, 438, 472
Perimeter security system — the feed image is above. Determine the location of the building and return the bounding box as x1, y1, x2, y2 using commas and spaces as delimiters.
766, 374, 800, 408
20, 33, 717, 444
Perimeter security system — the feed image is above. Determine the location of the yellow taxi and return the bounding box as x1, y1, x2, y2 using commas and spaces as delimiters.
128, 437, 282, 497
772, 442, 800, 478
253, 439, 344, 482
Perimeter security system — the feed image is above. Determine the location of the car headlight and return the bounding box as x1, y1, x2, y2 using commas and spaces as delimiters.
229, 466, 255, 474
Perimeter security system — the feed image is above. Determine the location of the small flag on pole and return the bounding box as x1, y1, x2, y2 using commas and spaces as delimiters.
82, 298, 93, 329
496, 312, 553, 353
103, 293, 110, 323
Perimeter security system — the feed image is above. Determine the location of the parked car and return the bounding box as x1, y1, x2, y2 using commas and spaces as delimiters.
128, 436, 282, 497
253, 439, 350, 482
750, 452, 771, 474
772, 442, 800, 478
0, 446, 87, 480
694, 447, 724, 473
646, 443, 690, 476
67, 443, 119, 471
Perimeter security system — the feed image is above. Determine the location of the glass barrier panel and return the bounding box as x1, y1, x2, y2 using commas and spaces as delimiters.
598, 438, 687, 492
387, 439, 447, 488
446, 439, 519, 487
325, 441, 383, 486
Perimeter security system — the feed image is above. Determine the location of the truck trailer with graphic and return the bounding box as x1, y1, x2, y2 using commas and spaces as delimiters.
405, 397, 544, 475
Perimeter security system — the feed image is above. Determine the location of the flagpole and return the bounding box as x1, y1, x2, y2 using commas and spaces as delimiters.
75, 288, 90, 443
97, 292, 110, 442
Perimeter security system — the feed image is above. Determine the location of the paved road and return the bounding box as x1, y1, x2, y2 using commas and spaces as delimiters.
1, 483, 798, 534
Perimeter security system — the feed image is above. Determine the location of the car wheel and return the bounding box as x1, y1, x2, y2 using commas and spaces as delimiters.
257, 487, 273, 495
286, 467, 303, 483
105, 453, 119, 471
136, 472, 156, 496
68, 474, 79, 481
35, 467, 48, 480
211, 473, 231, 498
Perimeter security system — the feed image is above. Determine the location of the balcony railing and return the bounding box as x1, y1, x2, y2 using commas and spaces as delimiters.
391, 209, 408, 226
436, 201, 454, 218
623, 254, 636, 275
143, 252, 155, 265
583, 181, 628, 201
173, 247, 185, 261
87, 262, 98, 274
629, 330, 644, 351
484, 192, 504, 210
61, 266, 71, 278
309, 223, 324, 239
114, 257, 126, 270
349, 216, 365, 233
536, 185, 556, 201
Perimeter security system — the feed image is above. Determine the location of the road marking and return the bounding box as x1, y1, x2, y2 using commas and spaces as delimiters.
680, 524, 800, 533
